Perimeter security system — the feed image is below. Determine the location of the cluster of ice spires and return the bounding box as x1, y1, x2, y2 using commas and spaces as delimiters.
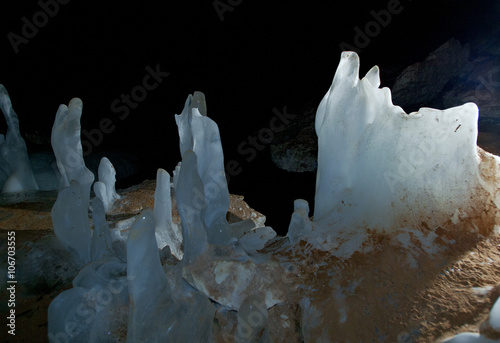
2, 51, 496, 341
47, 91, 279, 342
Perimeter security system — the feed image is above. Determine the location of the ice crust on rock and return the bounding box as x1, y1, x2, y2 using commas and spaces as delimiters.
238, 226, 277, 256
154, 168, 183, 259
175, 92, 232, 244
0, 84, 39, 193
181, 243, 286, 311
51, 98, 95, 207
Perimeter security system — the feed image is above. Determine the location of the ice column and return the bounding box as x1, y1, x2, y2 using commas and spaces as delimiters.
90, 197, 113, 261
51, 98, 94, 207
287, 199, 313, 245
175, 92, 232, 244
0, 84, 39, 193
96, 157, 120, 212
175, 151, 208, 263
126, 210, 171, 342
154, 168, 183, 259
51, 180, 91, 264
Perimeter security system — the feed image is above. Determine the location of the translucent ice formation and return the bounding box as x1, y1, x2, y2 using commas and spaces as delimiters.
96, 157, 120, 212
287, 199, 313, 245
90, 197, 113, 261
51, 180, 92, 264
126, 210, 215, 342
48, 258, 128, 343
126, 210, 171, 341
51, 97, 94, 207
0, 84, 39, 193
175, 92, 232, 244
175, 151, 209, 263
154, 168, 183, 259
306, 51, 500, 252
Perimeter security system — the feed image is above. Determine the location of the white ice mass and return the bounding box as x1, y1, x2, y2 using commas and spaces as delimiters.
289, 51, 500, 256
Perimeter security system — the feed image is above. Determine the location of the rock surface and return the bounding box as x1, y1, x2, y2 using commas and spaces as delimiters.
391, 38, 470, 111
270, 107, 317, 172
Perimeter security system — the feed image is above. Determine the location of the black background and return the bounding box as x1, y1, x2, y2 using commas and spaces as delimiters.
1, 0, 498, 234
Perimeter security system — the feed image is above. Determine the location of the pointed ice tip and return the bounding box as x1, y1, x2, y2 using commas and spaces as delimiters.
130, 209, 156, 241
334, 51, 360, 87
364, 66, 381, 88
0, 84, 12, 109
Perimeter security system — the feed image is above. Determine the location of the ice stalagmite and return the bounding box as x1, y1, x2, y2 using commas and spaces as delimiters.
0, 84, 39, 193
97, 157, 120, 212
287, 199, 313, 245
175, 151, 208, 264
126, 210, 171, 342
51, 180, 91, 264
51, 98, 94, 207
154, 168, 183, 259
311, 51, 500, 247
175, 92, 232, 244
127, 209, 216, 342
90, 197, 113, 261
